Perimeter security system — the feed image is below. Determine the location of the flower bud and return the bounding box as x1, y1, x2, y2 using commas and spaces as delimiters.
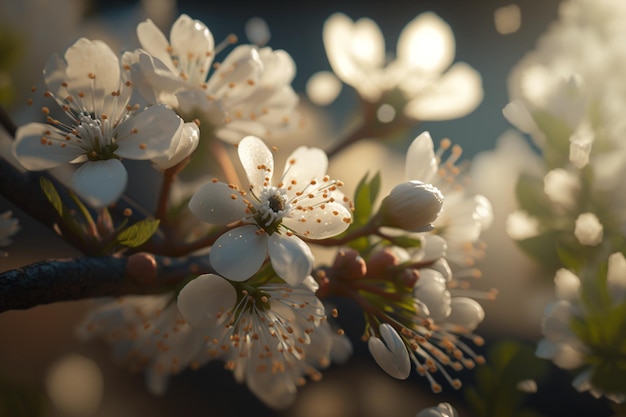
380, 181, 444, 232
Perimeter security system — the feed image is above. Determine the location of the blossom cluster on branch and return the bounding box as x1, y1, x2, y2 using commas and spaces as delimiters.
0, 11, 491, 412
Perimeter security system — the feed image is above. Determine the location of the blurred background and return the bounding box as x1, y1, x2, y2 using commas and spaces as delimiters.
0, 0, 615, 416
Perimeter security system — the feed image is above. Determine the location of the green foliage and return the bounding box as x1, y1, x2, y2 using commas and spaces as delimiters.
116, 218, 161, 248
39, 177, 63, 216
0, 375, 45, 417
345, 172, 381, 252
465, 340, 549, 417
515, 232, 563, 272
532, 111, 572, 169
515, 174, 553, 220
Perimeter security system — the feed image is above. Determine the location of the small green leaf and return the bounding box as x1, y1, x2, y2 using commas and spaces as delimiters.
389, 235, 422, 249
368, 171, 381, 206
39, 177, 63, 216
352, 172, 375, 228
117, 218, 160, 248
515, 232, 562, 271
515, 174, 553, 220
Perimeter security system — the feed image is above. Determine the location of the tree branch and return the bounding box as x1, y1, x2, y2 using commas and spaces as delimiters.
0, 254, 213, 313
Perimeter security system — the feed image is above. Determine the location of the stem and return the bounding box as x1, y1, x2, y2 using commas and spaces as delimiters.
210, 139, 240, 185
0, 105, 17, 137
308, 221, 379, 247
155, 157, 190, 225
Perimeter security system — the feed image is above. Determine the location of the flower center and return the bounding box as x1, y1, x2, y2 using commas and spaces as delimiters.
76, 114, 119, 161
254, 187, 290, 235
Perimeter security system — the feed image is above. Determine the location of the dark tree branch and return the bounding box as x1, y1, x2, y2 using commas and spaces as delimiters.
0, 254, 213, 313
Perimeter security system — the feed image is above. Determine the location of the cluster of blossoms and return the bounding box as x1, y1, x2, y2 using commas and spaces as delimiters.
4, 9, 493, 413
500, 0, 626, 403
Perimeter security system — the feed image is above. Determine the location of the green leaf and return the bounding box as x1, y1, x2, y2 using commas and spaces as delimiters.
532, 110, 572, 169
515, 232, 562, 271
388, 234, 422, 249
352, 172, 376, 228
116, 218, 160, 248
39, 177, 63, 216
515, 174, 553, 220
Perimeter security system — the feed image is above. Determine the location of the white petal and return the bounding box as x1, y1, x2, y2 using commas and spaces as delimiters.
397, 12, 455, 73
368, 323, 410, 380
257, 48, 296, 86
137, 19, 178, 73
280, 146, 328, 187
153, 122, 199, 170
188, 181, 247, 224
13, 123, 83, 170
551, 343, 584, 370
283, 202, 351, 239
177, 274, 236, 328
443, 297, 484, 331
267, 233, 314, 286
405, 132, 438, 182
115, 105, 183, 160
169, 14, 214, 77
132, 51, 186, 107
237, 136, 274, 189
404, 62, 483, 121
210, 225, 267, 281
64, 38, 121, 107
245, 361, 297, 409
607, 252, 626, 304
554, 269, 580, 302
502, 100, 538, 134
73, 159, 128, 208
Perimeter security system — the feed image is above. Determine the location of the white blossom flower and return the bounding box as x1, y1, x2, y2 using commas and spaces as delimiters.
188, 135, 351, 285
13, 38, 184, 207
0, 211, 20, 247
379, 180, 444, 232
537, 253, 626, 403
151, 121, 199, 170
416, 402, 458, 417
323, 12, 483, 121
130, 14, 298, 143
574, 212, 603, 246
405, 131, 493, 269
177, 273, 334, 409
76, 295, 213, 395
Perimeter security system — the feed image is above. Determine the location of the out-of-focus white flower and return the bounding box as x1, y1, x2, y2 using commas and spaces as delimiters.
177, 274, 333, 409
516, 379, 538, 393
574, 212, 603, 246
306, 71, 342, 106
367, 323, 411, 380
323, 12, 482, 121
45, 353, 104, 417
543, 168, 580, 210
130, 14, 298, 143
416, 402, 458, 417
12, 38, 183, 207
506, 210, 540, 240
494, 5, 522, 35
188, 136, 351, 285
0, 211, 19, 247
77, 295, 213, 396
536, 253, 626, 403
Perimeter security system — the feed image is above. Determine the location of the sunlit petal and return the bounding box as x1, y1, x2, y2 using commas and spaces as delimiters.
210, 225, 267, 281
73, 159, 127, 208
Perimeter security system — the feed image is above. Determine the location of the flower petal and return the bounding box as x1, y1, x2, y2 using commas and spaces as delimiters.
283, 202, 351, 239
210, 225, 267, 281
405, 132, 438, 183
115, 105, 182, 160
368, 323, 410, 380
169, 14, 214, 78
177, 274, 236, 328
396, 12, 455, 74
404, 62, 483, 121
153, 122, 199, 170
607, 252, 626, 304
137, 19, 178, 73
188, 181, 247, 224
13, 123, 83, 170
65, 38, 121, 105
443, 297, 485, 331
267, 233, 314, 286
280, 146, 328, 187
73, 159, 128, 208
238, 136, 274, 189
